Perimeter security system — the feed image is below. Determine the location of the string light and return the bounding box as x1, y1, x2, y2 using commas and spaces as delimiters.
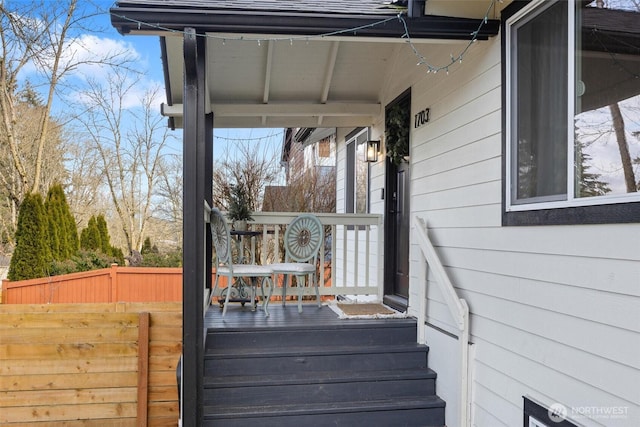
110, 0, 497, 76
399, 0, 497, 74
214, 133, 284, 142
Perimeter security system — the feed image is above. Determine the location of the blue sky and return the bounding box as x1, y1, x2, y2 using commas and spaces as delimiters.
61, 1, 285, 170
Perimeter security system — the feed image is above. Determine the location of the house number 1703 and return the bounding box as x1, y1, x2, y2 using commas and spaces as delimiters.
414, 108, 430, 129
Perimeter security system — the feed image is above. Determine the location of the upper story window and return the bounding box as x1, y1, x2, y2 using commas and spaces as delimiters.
318, 138, 330, 158
504, 0, 640, 224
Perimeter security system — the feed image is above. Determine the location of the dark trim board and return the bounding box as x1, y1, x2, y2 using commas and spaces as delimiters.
110, 6, 500, 40
523, 396, 579, 427
503, 202, 640, 226
384, 294, 408, 313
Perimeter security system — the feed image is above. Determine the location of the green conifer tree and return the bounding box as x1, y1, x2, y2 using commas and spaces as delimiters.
45, 187, 63, 261
45, 184, 75, 260
80, 216, 102, 251
96, 215, 111, 255
78, 214, 124, 267
141, 237, 153, 255
8, 193, 51, 280
55, 184, 79, 258
111, 247, 125, 265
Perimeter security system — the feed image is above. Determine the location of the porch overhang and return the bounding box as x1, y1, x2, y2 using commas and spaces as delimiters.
110, 1, 500, 129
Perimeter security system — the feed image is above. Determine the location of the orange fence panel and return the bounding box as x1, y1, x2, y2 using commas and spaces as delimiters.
1, 266, 226, 304
113, 267, 183, 302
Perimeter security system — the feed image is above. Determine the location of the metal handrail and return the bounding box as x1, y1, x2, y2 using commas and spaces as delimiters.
414, 216, 470, 427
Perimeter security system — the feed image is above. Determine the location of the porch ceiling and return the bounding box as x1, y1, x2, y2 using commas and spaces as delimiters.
110, 0, 501, 129
161, 35, 408, 129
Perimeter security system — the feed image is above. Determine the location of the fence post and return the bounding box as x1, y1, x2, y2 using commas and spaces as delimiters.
137, 312, 150, 427
110, 264, 118, 303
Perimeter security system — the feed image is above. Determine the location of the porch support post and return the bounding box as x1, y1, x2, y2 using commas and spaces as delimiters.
182, 27, 207, 426
205, 113, 213, 294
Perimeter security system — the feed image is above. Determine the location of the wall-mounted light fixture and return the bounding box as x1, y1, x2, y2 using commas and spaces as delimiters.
365, 140, 380, 163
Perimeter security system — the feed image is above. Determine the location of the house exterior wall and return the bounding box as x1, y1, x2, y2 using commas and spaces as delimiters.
409, 36, 639, 427
336, 26, 639, 427
334, 128, 380, 293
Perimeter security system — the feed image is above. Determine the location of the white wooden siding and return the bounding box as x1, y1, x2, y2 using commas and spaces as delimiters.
334, 128, 382, 291
365, 29, 640, 427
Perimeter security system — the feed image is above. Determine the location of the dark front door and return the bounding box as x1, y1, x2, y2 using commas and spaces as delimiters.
383, 91, 411, 311
384, 158, 410, 310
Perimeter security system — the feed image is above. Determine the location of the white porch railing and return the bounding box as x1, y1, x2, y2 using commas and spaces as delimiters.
414, 216, 471, 427
211, 212, 384, 300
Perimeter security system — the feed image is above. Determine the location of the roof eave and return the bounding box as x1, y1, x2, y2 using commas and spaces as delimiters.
109, 7, 501, 40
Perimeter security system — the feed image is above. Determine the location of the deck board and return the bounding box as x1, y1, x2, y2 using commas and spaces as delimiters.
205, 303, 415, 330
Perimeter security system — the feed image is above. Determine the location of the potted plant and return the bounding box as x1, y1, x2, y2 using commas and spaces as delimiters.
227, 184, 253, 231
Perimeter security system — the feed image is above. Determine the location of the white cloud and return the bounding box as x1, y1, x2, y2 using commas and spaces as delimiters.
20, 32, 165, 111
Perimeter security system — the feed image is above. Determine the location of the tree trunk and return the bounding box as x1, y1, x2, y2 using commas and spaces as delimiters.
609, 103, 637, 193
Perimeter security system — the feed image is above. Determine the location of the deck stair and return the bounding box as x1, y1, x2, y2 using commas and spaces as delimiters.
202, 308, 446, 426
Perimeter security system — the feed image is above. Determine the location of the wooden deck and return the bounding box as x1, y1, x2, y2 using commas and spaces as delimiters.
204, 302, 415, 330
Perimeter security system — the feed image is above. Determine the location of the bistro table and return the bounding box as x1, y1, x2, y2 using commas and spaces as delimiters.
217, 229, 262, 307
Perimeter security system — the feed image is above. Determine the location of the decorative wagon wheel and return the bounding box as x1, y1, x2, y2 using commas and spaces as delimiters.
284, 214, 323, 263
210, 209, 231, 264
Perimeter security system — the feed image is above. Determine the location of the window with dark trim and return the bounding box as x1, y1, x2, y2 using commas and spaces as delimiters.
502, 0, 640, 225
345, 128, 369, 214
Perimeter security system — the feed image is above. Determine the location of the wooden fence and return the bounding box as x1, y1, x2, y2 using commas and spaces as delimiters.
1, 264, 332, 306
0, 302, 182, 427
1, 266, 186, 304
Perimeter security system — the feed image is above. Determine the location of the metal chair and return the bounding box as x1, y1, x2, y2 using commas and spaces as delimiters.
210, 207, 273, 316
270, 213, 324, 313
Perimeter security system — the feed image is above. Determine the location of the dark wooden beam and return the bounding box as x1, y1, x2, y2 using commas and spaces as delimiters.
181, 26, 206, 426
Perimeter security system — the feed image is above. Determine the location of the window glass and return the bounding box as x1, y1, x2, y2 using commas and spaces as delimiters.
512, 1, 568, 203
345, 129, 369, 214
507, 0, 640, 211
574, 1, 640, 198
355, 132, 368, 214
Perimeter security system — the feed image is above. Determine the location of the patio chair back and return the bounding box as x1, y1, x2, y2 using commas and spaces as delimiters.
210, 207, 232, 265
283, 213, 324, 263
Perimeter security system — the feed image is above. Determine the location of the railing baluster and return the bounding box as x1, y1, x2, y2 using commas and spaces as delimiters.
342, 224, 348, 287
365, 225, 370, 286
229, 213, 382, 298
354, 226, 359, 287
331, 224, 337, 293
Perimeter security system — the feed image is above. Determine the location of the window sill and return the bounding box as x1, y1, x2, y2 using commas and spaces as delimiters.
503, 201, 640, 226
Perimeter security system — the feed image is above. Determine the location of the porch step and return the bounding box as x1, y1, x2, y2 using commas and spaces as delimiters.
207, 320, 418, 349
203, 318, 445, 426
206, 344, 429, 375
203, 396, 445, 426
206, 368, 437, 406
